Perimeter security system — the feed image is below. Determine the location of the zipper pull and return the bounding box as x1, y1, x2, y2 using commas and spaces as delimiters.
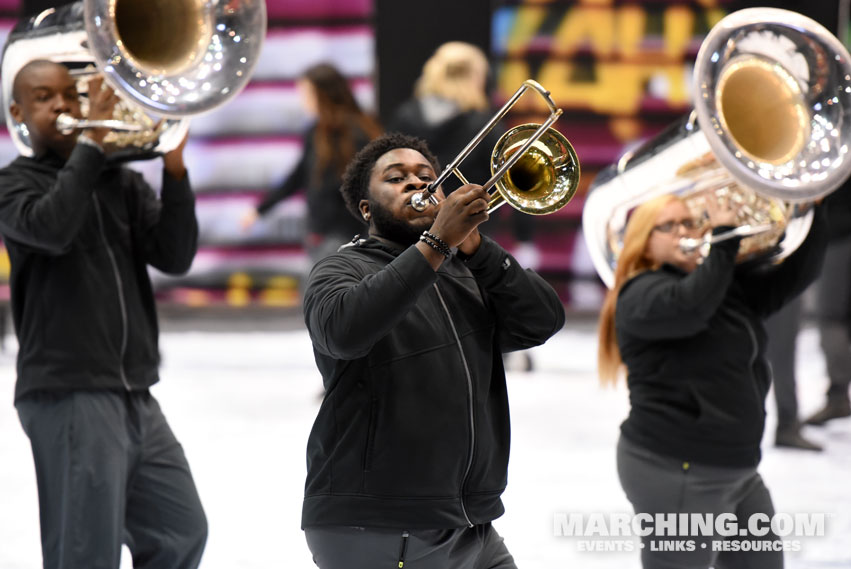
397, 531, 409, 568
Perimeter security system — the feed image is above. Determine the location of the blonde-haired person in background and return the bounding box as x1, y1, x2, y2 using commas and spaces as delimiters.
597, 193, 827, 569
389, 41, 539, 268
389, 41, 492, 192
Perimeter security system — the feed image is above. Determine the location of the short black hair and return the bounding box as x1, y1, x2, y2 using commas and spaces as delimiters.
340, 132, 440, 219
12, 59, 65, 103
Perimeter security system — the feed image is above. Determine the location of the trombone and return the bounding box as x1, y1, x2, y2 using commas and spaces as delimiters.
410, 79, 580, 215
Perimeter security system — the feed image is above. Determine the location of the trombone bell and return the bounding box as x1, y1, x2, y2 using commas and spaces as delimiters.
410, 80, 581, 216
489, 124, 580, 215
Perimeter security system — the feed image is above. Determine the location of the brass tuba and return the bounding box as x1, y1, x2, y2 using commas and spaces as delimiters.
1, 0, 266, 160
582, 8, 851, 288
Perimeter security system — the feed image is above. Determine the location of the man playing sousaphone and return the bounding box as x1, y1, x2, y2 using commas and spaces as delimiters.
0, 59, 207, 568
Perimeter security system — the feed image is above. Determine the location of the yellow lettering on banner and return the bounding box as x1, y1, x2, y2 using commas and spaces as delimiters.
506, 6, 548, 56
508, 1, 727, 60
553, 4, 615, 57
664, 5, 694, 60
536, 61, 690, 114
609, 116, 642, 143
616, 4, 645, 59
226, 272, 253, 307
704, 7, 726, 30
260, 276, 300, 307
664, 64, 690, 107
540, 61, 642, 114
498, 59, 534, 110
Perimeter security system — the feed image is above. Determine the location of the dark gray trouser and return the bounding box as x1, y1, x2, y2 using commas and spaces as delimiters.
617, 436, 783, 569
816, 235, 851, 401
16, 390, 208, 569
304, 522, 517, 569
765, 295, 803, 432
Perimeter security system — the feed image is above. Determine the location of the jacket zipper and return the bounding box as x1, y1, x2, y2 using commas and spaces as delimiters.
397, 530, 410, 568
433, 283, 475, 528
728, 311, 763, 410
92, 195, 131, 391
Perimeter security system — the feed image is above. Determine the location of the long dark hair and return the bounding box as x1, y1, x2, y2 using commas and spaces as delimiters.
303, 63, 382, 184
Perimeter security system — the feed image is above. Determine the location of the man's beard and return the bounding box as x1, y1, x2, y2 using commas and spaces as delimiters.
368, 199, 427, 246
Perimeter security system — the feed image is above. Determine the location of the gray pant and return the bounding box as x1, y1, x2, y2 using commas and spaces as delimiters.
304, 523, 517, 569
816, 235, 851, 401
16, 390, 207, 569
617, 436, 782, 569
765, 296, 804, 431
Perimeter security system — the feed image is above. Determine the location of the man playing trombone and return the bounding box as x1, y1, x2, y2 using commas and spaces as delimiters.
300, 132, 566, 568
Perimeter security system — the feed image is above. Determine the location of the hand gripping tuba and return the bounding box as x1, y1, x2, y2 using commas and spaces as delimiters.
1, 0, 266, 160
582, 8, 851, 288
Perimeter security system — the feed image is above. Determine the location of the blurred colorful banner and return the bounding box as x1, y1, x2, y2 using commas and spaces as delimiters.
490, 0, 736, 309
0, 0, 376, 311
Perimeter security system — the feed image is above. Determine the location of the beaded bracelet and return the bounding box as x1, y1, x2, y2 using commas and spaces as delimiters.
422, 231, 451, 254
419, 234, 451, 258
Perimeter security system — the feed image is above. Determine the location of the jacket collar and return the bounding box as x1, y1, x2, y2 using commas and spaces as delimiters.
14, 149, 67, 172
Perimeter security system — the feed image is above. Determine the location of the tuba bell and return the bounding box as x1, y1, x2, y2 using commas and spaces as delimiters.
582, 8, 851, 288
1, 0, 266, 160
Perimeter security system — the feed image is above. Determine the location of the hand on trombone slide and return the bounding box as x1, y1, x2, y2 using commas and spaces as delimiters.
416, 184, 489, 267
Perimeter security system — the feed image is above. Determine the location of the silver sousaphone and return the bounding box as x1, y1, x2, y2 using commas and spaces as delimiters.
1, 0, 267, 160
582, 8, 851, 288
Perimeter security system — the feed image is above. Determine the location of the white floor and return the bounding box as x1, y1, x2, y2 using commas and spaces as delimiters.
0, 323, 848, 569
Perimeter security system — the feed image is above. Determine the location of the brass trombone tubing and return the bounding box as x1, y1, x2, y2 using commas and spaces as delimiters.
411, 79, 563, 211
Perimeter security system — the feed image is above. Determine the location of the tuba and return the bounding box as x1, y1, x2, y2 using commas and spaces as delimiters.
582, 8, 851, 288
1, 0, 266, 160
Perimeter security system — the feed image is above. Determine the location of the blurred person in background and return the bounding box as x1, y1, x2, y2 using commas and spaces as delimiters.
300, 133, 565, 568
759, 0, 851, 450
803, 186, 851, 426
764, 295, 822, 450
0, 60, 207, 569
597, 193, 827, 568
388, 41, 496, 194
764, 187, 851, 449
241, 62, 382, 266
388, 41, 540, 272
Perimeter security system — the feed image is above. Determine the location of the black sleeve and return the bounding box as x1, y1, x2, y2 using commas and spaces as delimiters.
739, 204, 829, 318
256, 130, 312, 215
303, 245, 438, 359
131, 168, 198, 274
0, 145, 105, 254
616, 229, 741, 340
460, 235, 565, 352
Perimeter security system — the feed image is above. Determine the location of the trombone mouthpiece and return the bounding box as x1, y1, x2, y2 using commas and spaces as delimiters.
410, 189, 440, 212
411, 192, 429, 212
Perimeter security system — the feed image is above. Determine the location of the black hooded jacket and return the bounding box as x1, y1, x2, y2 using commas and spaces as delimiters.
0, 144, 198, 402
615, 210, 828, 468
301, 235, 565, 529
